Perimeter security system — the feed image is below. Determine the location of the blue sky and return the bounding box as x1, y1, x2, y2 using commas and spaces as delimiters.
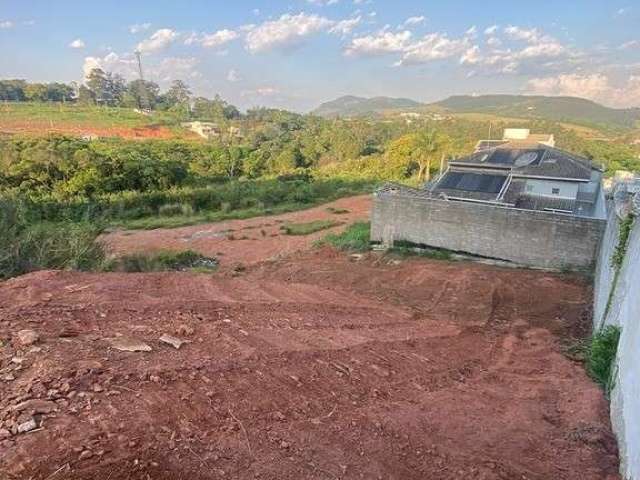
1, 0, 639, 111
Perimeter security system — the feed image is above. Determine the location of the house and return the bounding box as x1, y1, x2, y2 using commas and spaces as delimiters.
475, 128, 555, 151
430, 140, 606, 219
370, 130, 608, 270
181, 121, 220, 139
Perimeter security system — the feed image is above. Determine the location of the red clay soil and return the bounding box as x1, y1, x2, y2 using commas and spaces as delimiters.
102, 195, 372, 268
0, 121, 196, 140
0, 247, 619, 479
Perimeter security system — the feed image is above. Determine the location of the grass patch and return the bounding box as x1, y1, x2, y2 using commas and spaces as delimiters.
587, 325, 621, 395
282, 220, 341, 235
104, 250, 218, 273
0, 200, 105, 279
316, 222, 371, 251
326, 207, 350, 214
112, 202, 310, 230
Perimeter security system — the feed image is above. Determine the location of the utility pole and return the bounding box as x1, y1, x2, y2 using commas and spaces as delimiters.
134, 50, 149, 110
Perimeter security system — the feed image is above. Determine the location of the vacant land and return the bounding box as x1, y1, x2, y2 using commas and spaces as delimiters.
102, 195, 372, 267
0, 103, 193, 139
0, 241, 619, 479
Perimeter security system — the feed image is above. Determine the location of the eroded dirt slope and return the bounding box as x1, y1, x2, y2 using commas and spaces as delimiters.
0, 248, 619, 479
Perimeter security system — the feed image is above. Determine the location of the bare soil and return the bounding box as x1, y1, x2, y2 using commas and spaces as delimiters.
102, 195, 372, 269
0, 120, 195, 140
0, 243, 619, 479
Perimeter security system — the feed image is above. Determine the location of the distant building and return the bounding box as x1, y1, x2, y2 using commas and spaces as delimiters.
430, 142, 605, 218
475, 128, 555, 151
370, 129, 607, 270
181, 121, 220, 139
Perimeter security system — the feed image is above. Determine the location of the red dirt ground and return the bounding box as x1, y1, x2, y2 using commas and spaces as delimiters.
0, 120, 196, 140
0, 244, 619, 479
102, 195, 372, 268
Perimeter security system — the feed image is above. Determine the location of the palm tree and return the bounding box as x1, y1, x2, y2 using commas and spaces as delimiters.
413, 130, 448, 183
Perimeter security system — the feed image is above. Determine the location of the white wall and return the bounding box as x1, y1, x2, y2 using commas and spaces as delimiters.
594, 209, 640, 480
523, 179, 579, 199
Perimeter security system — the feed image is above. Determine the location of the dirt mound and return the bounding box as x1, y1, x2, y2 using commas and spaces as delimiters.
0, 249, 619, 479
102, 195, 372, 268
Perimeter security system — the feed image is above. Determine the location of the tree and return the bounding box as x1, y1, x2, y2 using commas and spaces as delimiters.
85, 68, 109, 104
0, 80, 27, 101
165, 80, 191, 106
126, 79, 160, 110
45, 83, 75, 102
412, 130, 451, 182
23, 83, 49, 102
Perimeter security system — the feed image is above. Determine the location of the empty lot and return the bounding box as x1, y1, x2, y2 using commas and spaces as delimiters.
0, 243, 619, 479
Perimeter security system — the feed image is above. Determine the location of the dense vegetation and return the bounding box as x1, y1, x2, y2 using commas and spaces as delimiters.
2, 74, 640, 280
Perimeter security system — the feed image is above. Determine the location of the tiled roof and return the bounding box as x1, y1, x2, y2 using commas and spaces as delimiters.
451, 145, 597, 181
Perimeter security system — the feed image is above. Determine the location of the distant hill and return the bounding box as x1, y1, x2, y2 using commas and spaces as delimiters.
432, 95, 640, 129
313, 93, 640, 129
312, 95, 423, 118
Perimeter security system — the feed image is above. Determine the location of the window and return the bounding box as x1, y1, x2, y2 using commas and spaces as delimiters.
526, 184, 534, 192
551, 188, 560, 195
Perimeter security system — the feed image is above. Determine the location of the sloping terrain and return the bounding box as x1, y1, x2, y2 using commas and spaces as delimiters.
312, 95, 423, 118
433, 95, 640, 129
0, 244, 620, 479
102, 195, 372, 268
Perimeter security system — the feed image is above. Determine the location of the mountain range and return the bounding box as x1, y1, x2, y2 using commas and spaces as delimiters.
312, 94, 640, 129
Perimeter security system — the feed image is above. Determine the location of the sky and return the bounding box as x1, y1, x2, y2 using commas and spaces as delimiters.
1, 0, 639, 111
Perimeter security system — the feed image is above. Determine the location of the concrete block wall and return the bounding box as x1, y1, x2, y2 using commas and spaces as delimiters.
593, 206, 620, 329
371, 193, 606, 269
594, 213, 640, 480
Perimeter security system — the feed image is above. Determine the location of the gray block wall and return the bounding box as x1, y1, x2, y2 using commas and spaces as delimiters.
371, 193, 606, 269
594, 212, 640, 480
593, 205, 619, 329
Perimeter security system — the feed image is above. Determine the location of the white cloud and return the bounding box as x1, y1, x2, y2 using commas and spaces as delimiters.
504, 25, 543, 43
129, 23, 151, 34
241, 86, 280, 97
484, 25, 498, 35
245, 13, 333, 53
153, 57, 201, 82
185, 29, 238, 48
137, 28, 178, 53
526, 73, 640, 108
465, 25, 478, 37
69, 38, 85, 49
397, 33, 471, 65
403, 16, 426, 26
22, 20, 35, 26
345, 29, 412, 56
82, 52, 137, 79
329, 16, 361, 36
252, 8, 260, 16
0, 20, 13, 29
227, 69, 240, 82
619, 40, 639, 50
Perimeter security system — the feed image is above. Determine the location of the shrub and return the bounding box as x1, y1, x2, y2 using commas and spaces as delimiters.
0, 200, 105, 279
104, 250, 218, 272
317, 222, 371, 251
326, 207, 350, 214
158, 203, 194, 217
282, 220, 341, 236
588, 325, 621, 394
